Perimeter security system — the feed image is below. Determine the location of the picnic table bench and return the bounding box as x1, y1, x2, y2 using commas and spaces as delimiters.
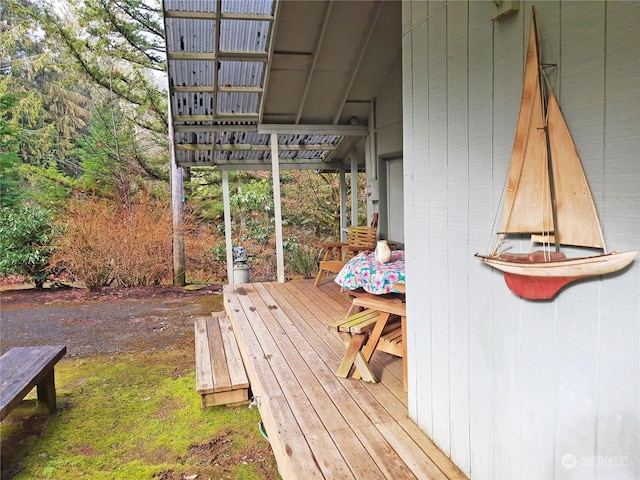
330, 295, 408, 390
0, 345, 67, 421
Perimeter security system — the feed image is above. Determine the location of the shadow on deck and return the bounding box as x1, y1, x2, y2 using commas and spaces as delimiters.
222, 279, 465, 480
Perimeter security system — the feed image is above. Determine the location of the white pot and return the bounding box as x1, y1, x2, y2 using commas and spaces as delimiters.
374, 240, 391, 263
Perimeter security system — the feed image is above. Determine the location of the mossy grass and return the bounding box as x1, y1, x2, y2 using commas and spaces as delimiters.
1, 351, 279, 479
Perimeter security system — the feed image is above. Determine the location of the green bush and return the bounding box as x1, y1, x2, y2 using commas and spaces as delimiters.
0, 205, 57, 288
284, 238, 318, 279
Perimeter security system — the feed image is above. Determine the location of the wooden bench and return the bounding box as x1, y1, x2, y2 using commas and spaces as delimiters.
194, 313, 250, 407
351, 296, 407, 390
0, 345, 67, 421
330, 295, 408, 391
329, 308, 401, 382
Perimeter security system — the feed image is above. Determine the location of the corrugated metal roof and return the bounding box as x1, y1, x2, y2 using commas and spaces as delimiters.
163, 0, 344, 169
163, 0, 400, 170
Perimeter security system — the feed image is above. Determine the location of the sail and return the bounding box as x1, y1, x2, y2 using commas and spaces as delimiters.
547, 93, 606, 249
499, 14, 554, 235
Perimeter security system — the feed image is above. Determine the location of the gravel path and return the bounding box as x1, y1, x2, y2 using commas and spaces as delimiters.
0, 285, 224, 357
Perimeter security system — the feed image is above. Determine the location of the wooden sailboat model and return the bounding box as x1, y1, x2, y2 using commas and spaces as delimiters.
476, 8, 636, 300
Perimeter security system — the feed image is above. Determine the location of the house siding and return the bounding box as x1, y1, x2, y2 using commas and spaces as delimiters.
402, 2, 640, 479
373, 54, 404, 243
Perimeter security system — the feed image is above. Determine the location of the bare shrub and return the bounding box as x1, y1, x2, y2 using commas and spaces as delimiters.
54, 198, 172, 290
183, 218, 227, 283
53, 201, 116, 290
109, 200, 173, 287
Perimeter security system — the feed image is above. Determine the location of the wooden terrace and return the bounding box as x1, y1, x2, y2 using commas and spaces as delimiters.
222, 279, 465, 480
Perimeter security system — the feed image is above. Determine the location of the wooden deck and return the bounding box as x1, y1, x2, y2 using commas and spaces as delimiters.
223, 279, 465, 480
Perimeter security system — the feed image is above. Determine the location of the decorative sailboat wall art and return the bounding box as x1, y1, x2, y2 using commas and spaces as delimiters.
476, 7, 637, 300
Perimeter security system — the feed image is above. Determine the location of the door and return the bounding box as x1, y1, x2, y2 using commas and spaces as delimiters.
386, 157, 404, 245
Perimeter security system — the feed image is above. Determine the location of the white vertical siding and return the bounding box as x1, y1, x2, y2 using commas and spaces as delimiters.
467, 2, 496, 479
406, 3, 434, 433
488, 6, 524, 480
401, 6, 418, 418
446, 1, 471, 475
426, 1, 452, 456
402, 1, 640, 479
597, 2, 640, 480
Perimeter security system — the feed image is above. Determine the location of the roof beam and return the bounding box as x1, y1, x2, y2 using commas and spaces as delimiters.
331, 1, 383, 125
171, 85, 263, 94
176, 143, 337, 152
174, 125, 257, 133
164, 10, 274, 22
185, 161, 347, 171
174, 114, 259, 122
167, 51, 268, 62
258, 124, 368, 136
257, 0, 280, 123
295, 1, 333, 124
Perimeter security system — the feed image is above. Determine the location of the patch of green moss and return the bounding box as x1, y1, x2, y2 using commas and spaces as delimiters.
1, 351, 279, 480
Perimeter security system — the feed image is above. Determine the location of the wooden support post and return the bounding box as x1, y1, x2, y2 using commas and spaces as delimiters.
37, 369, 57, 413
270, 133, 285, 282
169, 109, 186, 286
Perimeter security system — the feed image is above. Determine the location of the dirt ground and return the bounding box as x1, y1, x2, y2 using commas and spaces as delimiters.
0, 284, 224, 357
0, 283, 281, 480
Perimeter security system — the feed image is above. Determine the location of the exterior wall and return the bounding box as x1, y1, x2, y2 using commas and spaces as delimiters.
402, 1, 639, 479
371, 54, 404, 242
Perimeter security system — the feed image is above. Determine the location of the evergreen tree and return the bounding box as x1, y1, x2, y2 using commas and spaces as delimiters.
0, 94, 22, 207
41, 0, 168, 135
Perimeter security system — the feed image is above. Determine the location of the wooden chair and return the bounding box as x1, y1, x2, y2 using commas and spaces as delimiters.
314, 215, 378, 286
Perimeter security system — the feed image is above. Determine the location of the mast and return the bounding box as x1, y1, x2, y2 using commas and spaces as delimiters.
533, 8, 561, 253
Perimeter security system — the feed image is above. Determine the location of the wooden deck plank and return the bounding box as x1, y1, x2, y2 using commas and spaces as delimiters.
354, 423, 423, 478
267, 282, 444, 474
256, 284, 415, 479
376, 420, 451, 479
224, 285, 347, 479
290, 281, 408, 407
256, 283, 373, 428
246, 284, 389, 479
279, 282, 408, 426
216, 314, 249, 389
398, 418, 467, 479
223, 280, 466, 480
265, 282, 400, 426
206, 315, 232, 392
194, 317, 215, 394
257, 284, 424, 479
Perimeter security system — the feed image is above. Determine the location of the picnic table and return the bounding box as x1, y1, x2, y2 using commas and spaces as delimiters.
335, 250, 405, 294
331, 251, 408, 390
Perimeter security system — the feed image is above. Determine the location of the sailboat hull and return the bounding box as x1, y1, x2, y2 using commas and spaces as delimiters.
476, 250, 637, 300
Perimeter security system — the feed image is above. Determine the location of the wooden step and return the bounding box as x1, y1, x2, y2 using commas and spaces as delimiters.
194, 313, 250, 407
